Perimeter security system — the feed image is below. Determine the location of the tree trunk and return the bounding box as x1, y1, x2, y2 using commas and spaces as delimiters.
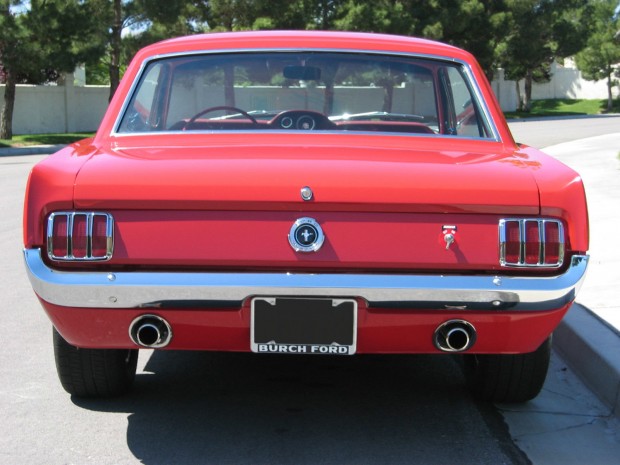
606, 71, 613, 112
515, 80, 523, 112
382, 84, 394, 113
224, 63, 235, 107
323, 80, 334, 115
0, 71, 16, 140
108, 0, 122, 102
524, 69, 533, 112
320, 0, 331, 28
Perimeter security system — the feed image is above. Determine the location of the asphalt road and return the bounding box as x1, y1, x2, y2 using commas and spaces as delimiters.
1, 117, 619, 465
508, 114, 620, 149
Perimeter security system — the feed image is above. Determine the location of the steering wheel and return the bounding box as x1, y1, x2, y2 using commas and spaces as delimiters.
183, 105, 258, 130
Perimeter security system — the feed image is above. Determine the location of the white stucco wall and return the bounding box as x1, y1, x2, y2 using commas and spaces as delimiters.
0, 75, 109, 135
0, 63, 617, 134
491, 61, 619, 112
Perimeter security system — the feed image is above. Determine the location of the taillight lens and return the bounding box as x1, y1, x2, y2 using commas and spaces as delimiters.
543, 221, 562, 265
47, 212, 114, 261
51, 214, 69, 258
91, 214, 112, 258
524, 221, 541, 264
503, 221, 521, 264
499, 219, 564, 267
71, 214, 88, 259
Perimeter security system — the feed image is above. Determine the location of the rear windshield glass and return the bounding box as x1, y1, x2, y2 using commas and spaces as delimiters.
117, 51, 494, 139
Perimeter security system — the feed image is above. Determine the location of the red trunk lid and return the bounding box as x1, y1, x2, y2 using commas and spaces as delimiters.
74, 136, 540, 214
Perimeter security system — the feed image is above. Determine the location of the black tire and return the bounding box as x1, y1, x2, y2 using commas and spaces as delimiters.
464, 336, 552, 403
53, 328, 138, 398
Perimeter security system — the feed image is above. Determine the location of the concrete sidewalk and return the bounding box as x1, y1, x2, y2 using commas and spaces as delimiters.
541, 134, 620, 416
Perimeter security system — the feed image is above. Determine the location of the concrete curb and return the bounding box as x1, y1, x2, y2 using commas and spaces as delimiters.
554, 303, 620, 416
0, 144, 65, 157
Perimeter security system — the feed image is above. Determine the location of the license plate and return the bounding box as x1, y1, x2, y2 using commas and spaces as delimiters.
251, 297, 357, 355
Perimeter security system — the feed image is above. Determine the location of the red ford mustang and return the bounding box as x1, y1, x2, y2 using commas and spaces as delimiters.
23, 31, 589, 402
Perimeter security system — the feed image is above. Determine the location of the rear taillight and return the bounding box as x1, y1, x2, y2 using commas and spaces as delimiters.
499, 219, 564, 267
47, 212, 114, 261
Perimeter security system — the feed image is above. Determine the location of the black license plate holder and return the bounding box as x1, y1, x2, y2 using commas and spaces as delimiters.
251, 297, 357, 355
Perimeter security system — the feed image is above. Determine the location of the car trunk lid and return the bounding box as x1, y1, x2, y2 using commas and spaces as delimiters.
74, 137, 540, 214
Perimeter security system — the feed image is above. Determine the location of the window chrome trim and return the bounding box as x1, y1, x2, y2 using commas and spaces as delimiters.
24, 248, 588, 312
111, 48, 500, 141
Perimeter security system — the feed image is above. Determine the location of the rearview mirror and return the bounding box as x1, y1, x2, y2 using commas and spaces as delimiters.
283, 65, 321, 81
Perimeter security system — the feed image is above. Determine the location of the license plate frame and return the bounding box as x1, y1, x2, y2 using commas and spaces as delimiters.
251, 297, 357, 355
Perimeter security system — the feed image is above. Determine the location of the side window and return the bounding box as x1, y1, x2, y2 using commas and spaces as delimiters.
118, 63, 164, 132
444, 67, 489, 138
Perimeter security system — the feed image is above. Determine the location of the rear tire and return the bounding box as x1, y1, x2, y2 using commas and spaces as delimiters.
464, 336, 551, 403
53, 328, 138, 398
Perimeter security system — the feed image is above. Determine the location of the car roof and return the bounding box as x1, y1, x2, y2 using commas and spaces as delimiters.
137, 30, 471, 62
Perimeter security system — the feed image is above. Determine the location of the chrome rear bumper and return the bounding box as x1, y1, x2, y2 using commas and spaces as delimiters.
24, 248, 588, 311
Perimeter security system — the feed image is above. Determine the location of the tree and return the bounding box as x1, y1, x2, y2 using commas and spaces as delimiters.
496, 0, 590, 112
332, 0, 508, 78
88, 0, 209, 100
418, 0, 510, 79
332, 0, 414, 35
0, 1, 21, 139
0, 0, 103, 139
575, 0, 620, 111
204, 0, 319, 31
86, 0, 145, 100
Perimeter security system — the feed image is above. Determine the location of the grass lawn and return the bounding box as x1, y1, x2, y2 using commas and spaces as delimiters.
0, 132, 94, 148
505, 98, 620, 119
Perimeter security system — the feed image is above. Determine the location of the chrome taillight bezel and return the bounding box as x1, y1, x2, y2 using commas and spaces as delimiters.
499, 218, 565, 268
46, 212, 114, 261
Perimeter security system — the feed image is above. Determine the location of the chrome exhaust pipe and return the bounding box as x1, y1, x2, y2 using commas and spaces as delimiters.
129, 314, 173, 348
433, 320, 476, 352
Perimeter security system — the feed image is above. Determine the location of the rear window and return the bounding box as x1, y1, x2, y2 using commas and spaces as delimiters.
117, 51, 494, 139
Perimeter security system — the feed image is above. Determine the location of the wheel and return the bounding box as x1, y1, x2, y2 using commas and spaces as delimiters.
53, 328, 138, 398
183, 105, 258, 129
464, 336, 551, 403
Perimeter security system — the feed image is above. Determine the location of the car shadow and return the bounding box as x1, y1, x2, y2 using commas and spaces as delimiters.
72, 351, 522, 464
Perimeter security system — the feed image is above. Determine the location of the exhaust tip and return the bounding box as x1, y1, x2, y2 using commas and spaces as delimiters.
434, 320, 476, 352
129, 314, 172, 348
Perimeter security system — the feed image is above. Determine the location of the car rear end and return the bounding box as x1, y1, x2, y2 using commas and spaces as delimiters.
23, 31, 589, 401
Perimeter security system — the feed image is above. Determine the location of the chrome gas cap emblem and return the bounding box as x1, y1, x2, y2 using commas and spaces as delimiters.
288, 217, 324, 253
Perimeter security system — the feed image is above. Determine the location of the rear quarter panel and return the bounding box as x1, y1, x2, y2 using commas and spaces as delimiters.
23, 140, 98, 248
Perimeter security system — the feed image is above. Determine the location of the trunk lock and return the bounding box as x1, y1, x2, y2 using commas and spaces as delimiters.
442, 225, 457, 250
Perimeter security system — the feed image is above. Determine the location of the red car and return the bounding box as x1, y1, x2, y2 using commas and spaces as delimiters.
23, 31, 589, 402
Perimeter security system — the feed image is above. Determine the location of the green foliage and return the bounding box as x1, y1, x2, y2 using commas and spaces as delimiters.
85, 60, 112, 86
1, 0, 103, 84
1, 1, 106, 138
0, 132, 95, 148
333, 0, 412, 34
416, 1, 507, 75
330, 1, 512, 77
495, 0, 591, 111
498, 0, 588, 79
504, 98, 620, 118
574, 0, 620, 110
2, 0, 617, 127
205, 0, 318, 31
